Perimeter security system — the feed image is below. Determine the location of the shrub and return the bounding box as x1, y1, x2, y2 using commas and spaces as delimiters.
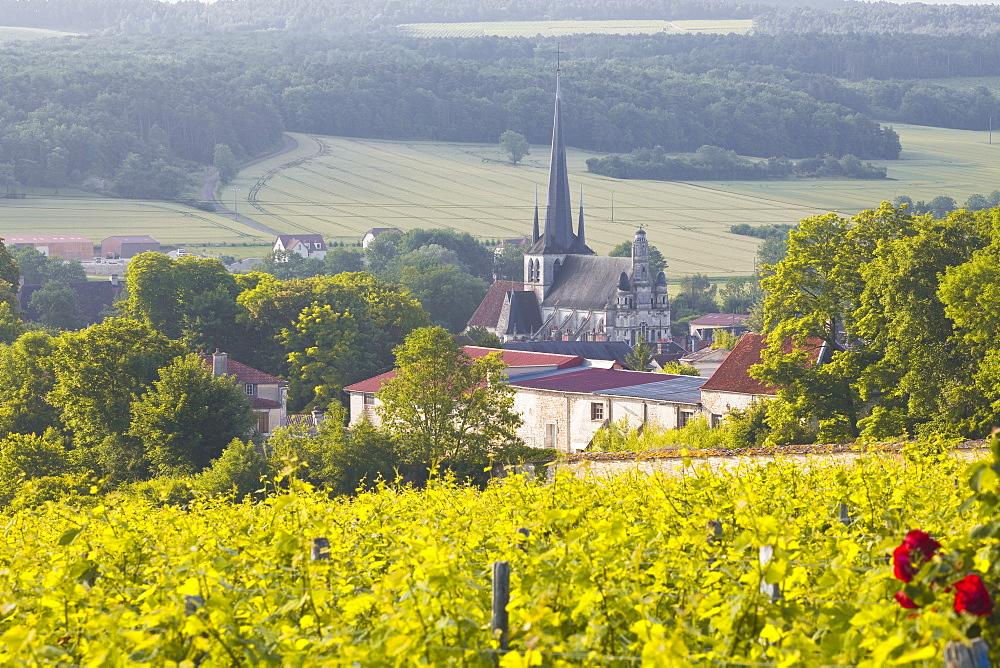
195, 438, 270, 500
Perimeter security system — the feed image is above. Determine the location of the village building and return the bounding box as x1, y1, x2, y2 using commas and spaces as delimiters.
467, 75, 670, 345
273, 234, 328, 260
699, 333, 836, 420
678, 346, 731, 379
344, 346, 707, 453
4, 234, 93, 261
687, 313, 750, 344
362, 227, 402, 249
502, 340, 634, 369
101, 235, 160, 259
201, 350, 287, 436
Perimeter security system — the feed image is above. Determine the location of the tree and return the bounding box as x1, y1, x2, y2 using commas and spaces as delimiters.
398, 262, 488, 333
258, 250, 326, 280
195, 438, 269, 500
625, 334, 654, 370
377, 326, 522, 466
499, 130, 530, 165
129, 354, 256, 477
660, 361, 700, 376
0, 433, 74, 507
720, 275, 764, 315
213, 143, 239, 185
29, 281, 83, 331
0, 331, 60, 436
9, 245, 86, 286
710, 329, 740, 350
494, 243, 524, 281
0, 237, 20, 293
466, 326, 503, 348
325, 247, 365, 275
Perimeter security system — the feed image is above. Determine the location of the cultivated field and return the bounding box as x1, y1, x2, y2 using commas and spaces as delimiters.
236, 125, 1000, 277
397, 19, 753, 38
0, 190, 271, 247
0, 25, 81, 41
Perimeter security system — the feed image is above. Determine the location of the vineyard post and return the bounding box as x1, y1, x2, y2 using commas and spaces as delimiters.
758, 545, 781, 602
943, 638, 990, 668
492, 561, 511, 651
839, 504, 853, 527
517, 528, 530, 552
312, 537, 330, 560
708, 520, 722, 545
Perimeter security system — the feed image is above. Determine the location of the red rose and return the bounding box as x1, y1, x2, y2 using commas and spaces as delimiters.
953, 575, 994, 617
893, 531, 940, 582
895, 591, 919, 609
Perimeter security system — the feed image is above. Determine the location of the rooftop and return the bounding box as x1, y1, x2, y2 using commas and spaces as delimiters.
4, 234, 92, 243
467, 280, 526, 329
199, 353, 286, 386
688, 313, 751, 327
511, 367, 680, 394
699, 333, 835, 395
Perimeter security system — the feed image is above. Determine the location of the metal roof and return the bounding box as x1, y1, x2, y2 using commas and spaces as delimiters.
688, 313, 750, 326
510, 367, 673, 393
597, 375, 707, 405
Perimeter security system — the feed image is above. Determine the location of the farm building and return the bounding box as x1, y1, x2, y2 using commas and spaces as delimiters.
273, 234, 328, 260
467, 76, 670, 345
3, 234, 93, 261
101, 235, 160, 259
344, 346, 707, 453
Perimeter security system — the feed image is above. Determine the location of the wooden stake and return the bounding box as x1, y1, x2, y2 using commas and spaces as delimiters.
311, 537, 330, 561
492, 561, 511, 651
944, 638, 991, 668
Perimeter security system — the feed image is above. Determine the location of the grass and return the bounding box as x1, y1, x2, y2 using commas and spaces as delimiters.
397, 19, 753, 38
0, 26, 82, 41
0, 189, 271, 247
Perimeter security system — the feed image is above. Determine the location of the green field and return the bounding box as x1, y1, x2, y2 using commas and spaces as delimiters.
235, 125, 1000, 277
0, 25, 81, 41
397, 19, 753, 38
0, 190, 271, 247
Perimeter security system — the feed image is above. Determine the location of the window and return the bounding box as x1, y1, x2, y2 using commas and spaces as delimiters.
544, 423, 557, 448
679, 410, 696, 428
591, 402, 605, 421
244, 384, 257, 396
363, 393, 376, 406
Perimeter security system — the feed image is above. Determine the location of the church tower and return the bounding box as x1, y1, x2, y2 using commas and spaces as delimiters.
614, 228, 671, 345
524, 72, 594, 302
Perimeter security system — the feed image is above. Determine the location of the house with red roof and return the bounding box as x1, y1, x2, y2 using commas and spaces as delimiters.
699, 333, 837, 422
344, 346, 708, 453
201, 350, 287, 436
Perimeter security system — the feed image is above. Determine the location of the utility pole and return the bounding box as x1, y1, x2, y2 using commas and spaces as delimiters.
231, 188, 240, 220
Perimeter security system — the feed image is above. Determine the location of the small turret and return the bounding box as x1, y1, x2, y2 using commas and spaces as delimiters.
631, 228, 650, 285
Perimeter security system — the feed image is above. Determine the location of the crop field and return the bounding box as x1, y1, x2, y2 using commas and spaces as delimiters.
0, 190, 271, 247
0, 25, 81, 41
712, 124, 1000, 217
397, 19, 753, 38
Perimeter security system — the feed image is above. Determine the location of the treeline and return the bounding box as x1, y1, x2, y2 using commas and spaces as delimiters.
587, 145, 889, 181
756, 3, 1000, 37
0, 33, 906, 200
0, 0, 768, 35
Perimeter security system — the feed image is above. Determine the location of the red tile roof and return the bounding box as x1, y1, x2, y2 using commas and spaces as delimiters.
467, 281, 526, 328
343, 347, 584, 394
511, 368, 681, 393
699, 333, 832, 395
199, 353, 286, 386
250, 397, 282, 409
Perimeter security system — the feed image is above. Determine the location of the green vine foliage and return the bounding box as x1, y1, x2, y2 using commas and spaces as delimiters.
0, 445, 994, 665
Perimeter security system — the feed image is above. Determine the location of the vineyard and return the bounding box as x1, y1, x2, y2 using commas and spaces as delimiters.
2, 445, 998, 666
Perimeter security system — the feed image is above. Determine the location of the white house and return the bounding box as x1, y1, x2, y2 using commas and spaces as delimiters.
343, 346, 707, 453
273, 234, 328, 260
361, 228, 402, 249
202, 350, 287, 436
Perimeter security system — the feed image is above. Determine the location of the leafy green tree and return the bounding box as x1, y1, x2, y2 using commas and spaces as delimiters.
332, 419, 399, 495
129, 354, 256, 477
364, 232, 403, 275
499, 130, 530, 165
195, 438, 269, 500
398, 261, 488, 333
660, 361, 700, 376
29, 281, 83, 330
258, 250, 326, 280
625, 334, 654, 370
325, 247, 365, 275
213, 143, 239, 185
710, 329, 740, 350
0, 433, 75, 506
0, 303, 26, 345
720, 275, 764, 315
0, 237, 20, 294
377, 326, 522, 465
49, 318, 184, 479
8, 245, 86, 285
493, 243, 525, 281
466, 326, 502, 348
0, 331, 59, 436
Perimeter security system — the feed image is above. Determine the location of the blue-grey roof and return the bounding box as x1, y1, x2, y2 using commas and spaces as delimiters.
541, 255, 631, 310
504, 340, 634, 365
595, 375, 707, 405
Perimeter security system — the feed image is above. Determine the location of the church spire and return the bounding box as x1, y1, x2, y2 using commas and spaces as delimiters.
542, 71, 575, 253
577, 185, 585, 246
532, 186, 539, 243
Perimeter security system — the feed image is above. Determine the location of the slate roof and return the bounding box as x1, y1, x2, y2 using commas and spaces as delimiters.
5, 234, 92, 244
504, 340, 634, 366
540, 255, 630, 310
680, 347, 731, 364
467, 281, 525, 328
506, 291, 543, 335
699, 333, 835, 395
103, 235, 158, 244
689, 313, 750, 327
510, 368, 675, 393
343, 346, 585, 394
18, 281, 122, 326
597, 375, 707, 405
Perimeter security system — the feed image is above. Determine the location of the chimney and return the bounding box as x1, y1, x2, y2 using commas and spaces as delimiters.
212, 349, 228, 377
311, 410, 324, 427
110, 274, 119, 287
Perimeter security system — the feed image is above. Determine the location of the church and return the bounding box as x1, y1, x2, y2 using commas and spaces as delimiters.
468, 75, 670, 345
